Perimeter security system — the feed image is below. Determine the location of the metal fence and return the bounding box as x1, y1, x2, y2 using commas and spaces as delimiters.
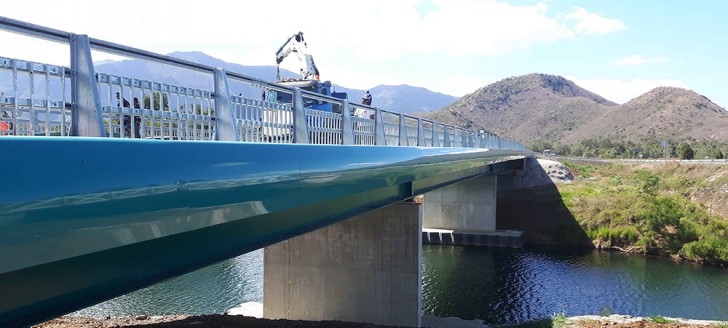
0, 57, 69, 136
97, 73, 215, 140
0, 16, 528, 151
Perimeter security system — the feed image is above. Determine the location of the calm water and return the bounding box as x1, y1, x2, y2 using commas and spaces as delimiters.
74, 246, 728, 324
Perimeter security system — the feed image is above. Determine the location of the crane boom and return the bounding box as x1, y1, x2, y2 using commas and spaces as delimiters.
275, 32, 320, 81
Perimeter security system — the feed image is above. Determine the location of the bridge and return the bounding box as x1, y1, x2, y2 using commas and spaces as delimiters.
0, 16, 532, 327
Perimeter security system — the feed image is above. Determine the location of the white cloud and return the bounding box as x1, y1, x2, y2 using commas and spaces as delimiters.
567, 77, 689, 104
0, 0, 625, 61
0, 1, 626, 97
560, 7, 626, 35
432, 74, 494, 97
613, 55, 671, 66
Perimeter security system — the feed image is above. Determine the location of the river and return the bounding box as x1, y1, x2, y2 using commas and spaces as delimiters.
73, 245, 728, 325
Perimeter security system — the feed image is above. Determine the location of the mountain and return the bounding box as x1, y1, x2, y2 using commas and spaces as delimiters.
369, 85, 457, 113
427, 74, 728, 145
427, 74, 616, 143
563, 87, 728, 143
94, 51, 456, 114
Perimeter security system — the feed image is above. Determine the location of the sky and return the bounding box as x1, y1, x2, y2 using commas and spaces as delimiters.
2, 0, 727, 108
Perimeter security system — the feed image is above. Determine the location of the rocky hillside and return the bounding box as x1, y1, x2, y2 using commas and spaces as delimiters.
562, 87, 728, 143
427, 74, 616, 143
427, 74, 728, 145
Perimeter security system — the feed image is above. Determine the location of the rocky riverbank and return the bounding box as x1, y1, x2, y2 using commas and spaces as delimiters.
33, 314, 726, 328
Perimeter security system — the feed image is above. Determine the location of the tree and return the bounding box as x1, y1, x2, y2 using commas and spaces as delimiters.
677, 143, 695, 160
143, 92, 169, 111
712, 149, 724, 159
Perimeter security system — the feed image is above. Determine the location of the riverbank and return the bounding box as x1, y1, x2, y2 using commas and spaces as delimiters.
34, 314, 727, 328
522, 159, 728, 266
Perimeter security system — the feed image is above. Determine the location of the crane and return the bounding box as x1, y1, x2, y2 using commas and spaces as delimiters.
275, 32, 320, 81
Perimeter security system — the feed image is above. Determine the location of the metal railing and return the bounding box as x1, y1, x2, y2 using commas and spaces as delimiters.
0, 57, 69, 136
0, 16, 528, 151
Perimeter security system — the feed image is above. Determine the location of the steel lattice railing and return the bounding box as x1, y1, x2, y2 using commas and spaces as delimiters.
0, 15, 529, 151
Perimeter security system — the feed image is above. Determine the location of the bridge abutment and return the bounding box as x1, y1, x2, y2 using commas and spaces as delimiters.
263, 202, 422, 327
423, 174, 523, 247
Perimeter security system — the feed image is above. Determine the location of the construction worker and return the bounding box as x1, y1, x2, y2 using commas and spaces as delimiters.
361, 91, 372, 106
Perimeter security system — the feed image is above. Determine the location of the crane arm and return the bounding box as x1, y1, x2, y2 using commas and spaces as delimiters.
275, 32, 320, 81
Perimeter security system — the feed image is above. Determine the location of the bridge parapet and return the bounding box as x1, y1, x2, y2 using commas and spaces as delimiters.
0, 16, 527, 150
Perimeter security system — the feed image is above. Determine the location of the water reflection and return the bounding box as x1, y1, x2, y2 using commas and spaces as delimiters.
422, 245, 728, 324
74, 249, 263, 317
75, 245, 727, 325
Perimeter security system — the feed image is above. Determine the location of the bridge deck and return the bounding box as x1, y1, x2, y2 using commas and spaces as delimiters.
0, 137, 526, 326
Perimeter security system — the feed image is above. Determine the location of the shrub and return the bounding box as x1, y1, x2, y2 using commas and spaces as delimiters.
677, 143, 695, 160
677, 218, 700, 244
639, 196, 681, 231
712, 149, 724, 159
680, 238, 728, 263
634, 170, 660, 195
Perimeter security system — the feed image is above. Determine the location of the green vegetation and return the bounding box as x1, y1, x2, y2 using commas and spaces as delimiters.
649, 316, 675, 324
677, 143, 695, 160
494, 314, 568, 328
530, 138, 728, 160
495, 319, 555, 328
559, 162, 728, 265
550, 313, 569, 328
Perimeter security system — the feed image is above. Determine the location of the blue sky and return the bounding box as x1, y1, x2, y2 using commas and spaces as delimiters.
2, 0, 727, 108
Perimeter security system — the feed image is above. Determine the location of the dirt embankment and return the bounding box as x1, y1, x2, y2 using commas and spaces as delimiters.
34, 315, 396, 328
35, 314, 725, 328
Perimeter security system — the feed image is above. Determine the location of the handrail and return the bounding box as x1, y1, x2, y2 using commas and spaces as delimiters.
0, 15, 529, 151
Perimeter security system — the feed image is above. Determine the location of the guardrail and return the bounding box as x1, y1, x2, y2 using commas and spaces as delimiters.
0, 16, 527, 150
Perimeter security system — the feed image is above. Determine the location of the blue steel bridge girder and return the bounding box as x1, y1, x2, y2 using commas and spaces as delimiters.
0, 137, 527, 327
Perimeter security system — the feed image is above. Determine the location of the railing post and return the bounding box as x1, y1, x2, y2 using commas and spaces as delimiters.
453, 128, 461, 147
462, 130, 468, 147
70, 34, 105, 137
479, 134, 484, 148
417, 118, 425, 147
213, 68, 239, 142
292, 87, 309, 144
341, 99, 354, 145
443, 126, 451, 147
468, 132, 475, 148
432, 122, 439, 147
374, 108, 385, 145
398, 113, 407, 146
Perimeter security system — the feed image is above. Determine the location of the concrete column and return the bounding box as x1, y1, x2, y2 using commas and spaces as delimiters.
423, 174, 497, 231
264, 202, 422, 327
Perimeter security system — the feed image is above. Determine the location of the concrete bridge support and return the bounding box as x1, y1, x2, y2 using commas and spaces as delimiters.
263, 202, 422, 327
423, 174, 497, 231
422, 174, 522, 247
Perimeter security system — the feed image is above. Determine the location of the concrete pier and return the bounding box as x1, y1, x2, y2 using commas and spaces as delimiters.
423, 175, 497, 231
263, 202, 422, 327
422, 174, 523, 247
